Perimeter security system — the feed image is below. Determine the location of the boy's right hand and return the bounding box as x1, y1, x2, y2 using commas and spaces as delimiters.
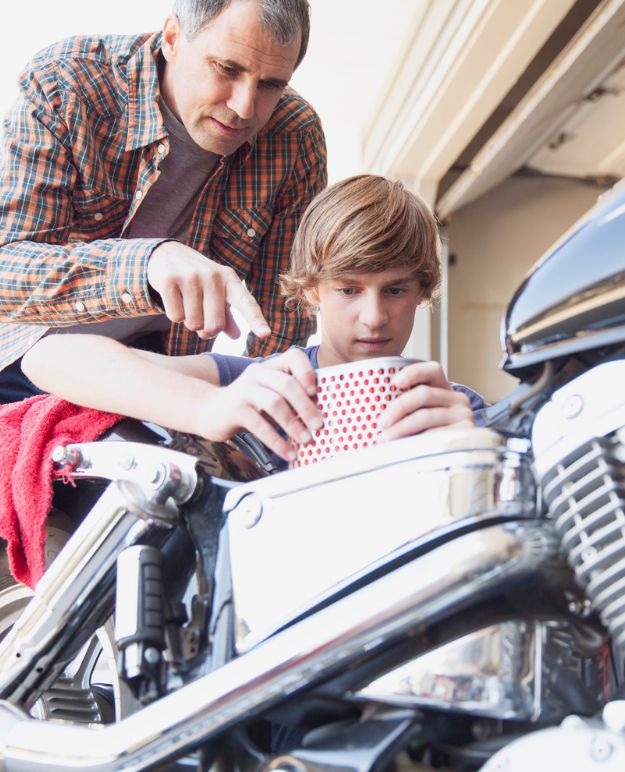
196, 348, 322, 462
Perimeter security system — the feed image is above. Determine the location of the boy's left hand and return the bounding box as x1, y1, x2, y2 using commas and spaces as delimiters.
376, 361, 474, 443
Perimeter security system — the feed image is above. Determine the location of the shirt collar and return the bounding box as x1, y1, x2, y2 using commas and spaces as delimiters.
124, 32, 168, 152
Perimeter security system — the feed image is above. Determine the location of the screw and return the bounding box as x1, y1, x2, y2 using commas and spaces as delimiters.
118, 455, 135, 471
589, 734, 613, 762
561, 394, 584, 419
143, 647, 161, 665
602, 701, 625, 732
238, 494, 263, 529
562, 714, 586, 731
51, 446, 82, 468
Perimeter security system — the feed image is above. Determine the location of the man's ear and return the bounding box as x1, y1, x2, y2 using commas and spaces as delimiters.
161, 15, 182, 62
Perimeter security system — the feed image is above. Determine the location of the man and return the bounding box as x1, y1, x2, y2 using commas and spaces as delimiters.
0, 0, 327, 401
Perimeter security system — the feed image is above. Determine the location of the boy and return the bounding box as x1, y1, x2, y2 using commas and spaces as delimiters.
22, 175, 484, 464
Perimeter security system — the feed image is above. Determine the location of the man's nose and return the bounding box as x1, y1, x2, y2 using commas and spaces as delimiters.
227, 80, 256, 121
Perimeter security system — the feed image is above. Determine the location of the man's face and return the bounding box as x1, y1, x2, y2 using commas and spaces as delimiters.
160, 0, 300, 155
313, 267, 423, 368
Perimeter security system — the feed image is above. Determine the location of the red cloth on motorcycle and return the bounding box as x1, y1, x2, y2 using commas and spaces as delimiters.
0, 395, 122, 588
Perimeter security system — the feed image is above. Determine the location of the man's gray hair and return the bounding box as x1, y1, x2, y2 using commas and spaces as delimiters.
172, 0, 311, 68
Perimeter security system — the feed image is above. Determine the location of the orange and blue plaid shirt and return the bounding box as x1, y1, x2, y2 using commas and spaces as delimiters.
0, 32, 327, 369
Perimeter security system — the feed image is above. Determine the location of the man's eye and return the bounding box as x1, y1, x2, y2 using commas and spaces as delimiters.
215, 63, 237, 77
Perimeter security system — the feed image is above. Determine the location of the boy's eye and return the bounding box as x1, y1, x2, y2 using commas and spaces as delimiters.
259, 79, 285, 92
337, 287, 358, 296
386, 286, 408, 296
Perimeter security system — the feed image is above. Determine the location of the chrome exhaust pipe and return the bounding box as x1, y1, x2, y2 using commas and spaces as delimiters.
0, 442, 198, 707
0, 522, 557, 771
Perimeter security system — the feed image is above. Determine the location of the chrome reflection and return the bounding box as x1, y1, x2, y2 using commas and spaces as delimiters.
0, 523, 558, 770
225, 427, 535, 652
353, 620, 609, 721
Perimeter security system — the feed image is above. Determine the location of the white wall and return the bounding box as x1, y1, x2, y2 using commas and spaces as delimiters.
0, 1, 415, 184
0, 3, 171, 113
446, 175, 607, 402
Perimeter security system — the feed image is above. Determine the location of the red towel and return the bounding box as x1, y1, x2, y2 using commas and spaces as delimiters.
0, 395, 122, 588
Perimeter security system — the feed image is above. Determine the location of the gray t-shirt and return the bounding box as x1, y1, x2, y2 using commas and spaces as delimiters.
126, 96, 219, 240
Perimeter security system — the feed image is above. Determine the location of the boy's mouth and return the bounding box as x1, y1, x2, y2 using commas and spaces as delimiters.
355, 337, 392, 348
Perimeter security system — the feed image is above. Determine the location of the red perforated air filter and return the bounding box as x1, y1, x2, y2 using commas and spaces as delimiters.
292, 356, 414, 467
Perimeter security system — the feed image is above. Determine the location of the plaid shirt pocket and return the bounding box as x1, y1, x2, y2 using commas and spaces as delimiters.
210, 206, 272, 277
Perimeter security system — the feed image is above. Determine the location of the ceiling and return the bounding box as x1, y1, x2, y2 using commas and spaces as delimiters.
354, 0, 625, 216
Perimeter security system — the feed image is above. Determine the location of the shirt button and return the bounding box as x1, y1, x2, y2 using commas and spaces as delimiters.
135, 190, 143, 200
246, 227, 256, 238
94, 212, 104, 221
75, 301, 86, 312
157, 144, 166, 155
121, 292, 133, 304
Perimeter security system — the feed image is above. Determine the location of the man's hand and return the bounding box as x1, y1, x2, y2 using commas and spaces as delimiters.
147, 242, 271, 340
196, 348, 322, 461
376, 361, 474, 443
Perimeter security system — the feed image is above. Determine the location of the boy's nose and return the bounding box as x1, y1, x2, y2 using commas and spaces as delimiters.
359, 297, 388, 328
227, 81, 256, 121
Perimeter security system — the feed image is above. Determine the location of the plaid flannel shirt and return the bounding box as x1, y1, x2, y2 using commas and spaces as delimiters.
0, 32, 327, 369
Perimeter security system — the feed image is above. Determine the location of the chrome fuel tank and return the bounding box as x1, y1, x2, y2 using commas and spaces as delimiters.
224, 427, 536, 653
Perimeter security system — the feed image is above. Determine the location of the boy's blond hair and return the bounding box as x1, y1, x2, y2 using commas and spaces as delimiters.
280, 174, 441, 317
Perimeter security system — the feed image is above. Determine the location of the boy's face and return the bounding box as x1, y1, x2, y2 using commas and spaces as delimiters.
313, 267, 422, 368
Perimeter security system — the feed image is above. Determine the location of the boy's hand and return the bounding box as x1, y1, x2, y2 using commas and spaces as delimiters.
196, 348, 322, 461
376, 361, 473, 443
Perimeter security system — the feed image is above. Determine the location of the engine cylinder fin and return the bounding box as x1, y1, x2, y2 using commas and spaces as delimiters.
541, 434, 625, 656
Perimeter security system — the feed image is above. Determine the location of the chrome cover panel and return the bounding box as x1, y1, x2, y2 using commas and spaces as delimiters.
353, 620, 609, 721
532, 359, 625, 478
483, 709, 625, 771
225, 427, 535, 652
0, 522, 558, 770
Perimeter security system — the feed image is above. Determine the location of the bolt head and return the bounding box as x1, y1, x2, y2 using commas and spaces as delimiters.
561, 394, 584, 419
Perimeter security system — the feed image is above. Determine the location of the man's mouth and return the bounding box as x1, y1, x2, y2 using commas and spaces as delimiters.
209, 117, 248, 136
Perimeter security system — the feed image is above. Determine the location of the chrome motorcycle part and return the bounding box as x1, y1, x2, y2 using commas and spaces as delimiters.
51, 440, 199, 506
268, 709, 420, 772
502, 179, 625, 373
351, 620, 608, 722
481, 707, 625, 771
0, 442, 199, 707
533, 360, 625, 670
0, 519, 136, 726
226, 427, 534, 652
0, 576, 133, 726
0, 522, 557, 770
115, 545, 166, 701
29, 628, 115, 724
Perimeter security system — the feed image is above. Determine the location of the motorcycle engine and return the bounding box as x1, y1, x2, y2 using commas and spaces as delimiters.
532, 359, 625, 674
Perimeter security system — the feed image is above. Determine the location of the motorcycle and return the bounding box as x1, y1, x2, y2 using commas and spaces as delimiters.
0, 179, 624, 771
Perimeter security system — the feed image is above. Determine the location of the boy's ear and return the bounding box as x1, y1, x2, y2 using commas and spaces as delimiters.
303, 287, 320, 313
